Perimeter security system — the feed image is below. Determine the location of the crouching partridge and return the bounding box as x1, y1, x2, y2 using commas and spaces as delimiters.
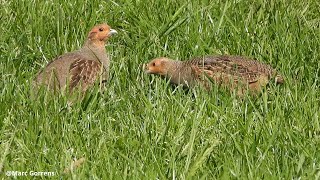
145, 55, 284, 95
34, 23, 117, 93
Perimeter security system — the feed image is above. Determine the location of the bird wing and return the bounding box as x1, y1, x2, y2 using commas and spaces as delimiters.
69, 58, 102, 92
190, 56, 272, 85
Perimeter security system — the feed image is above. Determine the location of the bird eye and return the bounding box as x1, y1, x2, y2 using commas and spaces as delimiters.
99, 28, 104, 32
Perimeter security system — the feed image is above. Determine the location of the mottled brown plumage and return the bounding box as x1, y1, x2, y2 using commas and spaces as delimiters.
145, 55, 283, 95
34, 23, 117, 93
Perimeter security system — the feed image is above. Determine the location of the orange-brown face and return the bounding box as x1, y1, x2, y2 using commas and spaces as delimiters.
88, 23, 117, 41
145, 57, 170, 76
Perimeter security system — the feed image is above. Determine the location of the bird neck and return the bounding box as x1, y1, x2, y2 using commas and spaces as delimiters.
166, 61, 183, 74
83, 40, 109, 70
166, 61, 193, 86
84, 39, 106, 50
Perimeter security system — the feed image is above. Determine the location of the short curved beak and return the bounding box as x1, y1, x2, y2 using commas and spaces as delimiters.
108, 29, 118, 36
143, 64, 151, 74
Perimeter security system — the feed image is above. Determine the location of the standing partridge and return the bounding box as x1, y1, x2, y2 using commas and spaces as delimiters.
34, 23, 117, 93
145, 55, 284, 95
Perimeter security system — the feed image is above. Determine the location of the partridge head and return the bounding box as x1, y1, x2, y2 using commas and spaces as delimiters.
86, 23, 118, 46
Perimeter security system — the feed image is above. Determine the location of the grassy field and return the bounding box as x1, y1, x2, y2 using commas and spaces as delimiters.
1, 0, 320, 179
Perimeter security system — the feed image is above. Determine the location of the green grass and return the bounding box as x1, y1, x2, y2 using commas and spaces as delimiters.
1, 0, 320, 179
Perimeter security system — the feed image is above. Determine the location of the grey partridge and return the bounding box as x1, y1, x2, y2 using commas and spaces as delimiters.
145, 55, 284, 95
34, 23, 117, 93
